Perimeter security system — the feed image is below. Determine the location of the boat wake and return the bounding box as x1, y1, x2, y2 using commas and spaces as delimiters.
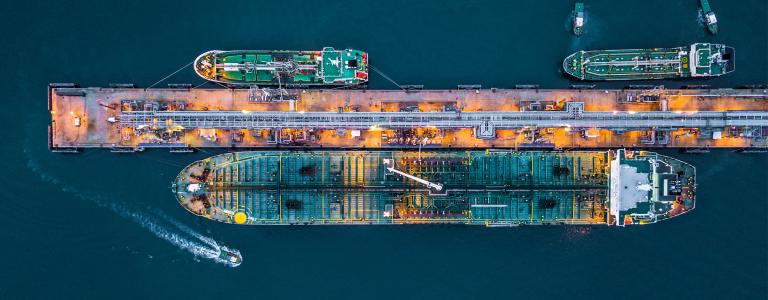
154, 209, 219, 248
696, 10, 706, 28
26, 157, 242, 267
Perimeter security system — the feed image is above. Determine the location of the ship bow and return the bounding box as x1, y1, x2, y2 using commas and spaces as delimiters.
563, 52, 583, 80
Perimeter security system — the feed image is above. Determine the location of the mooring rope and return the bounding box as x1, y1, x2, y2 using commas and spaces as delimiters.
147, 60, 195, 89
369, 65, 403, 90
193, 81, 209, 89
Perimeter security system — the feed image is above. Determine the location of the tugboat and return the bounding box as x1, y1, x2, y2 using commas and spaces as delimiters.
699, 0, 718, 34
218, 246, 242, 267
573, 2, 585, 36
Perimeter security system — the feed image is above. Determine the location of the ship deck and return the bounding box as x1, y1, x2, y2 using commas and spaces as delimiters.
569, 44, 732, 80
48, 86, 768, 152
174, 149, 695, 226
196, 48, 367, 86
582, 48, 683, 79
174, 151, 612, 225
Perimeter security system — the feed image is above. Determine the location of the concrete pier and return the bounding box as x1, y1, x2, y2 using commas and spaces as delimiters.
49, 85, 768, 152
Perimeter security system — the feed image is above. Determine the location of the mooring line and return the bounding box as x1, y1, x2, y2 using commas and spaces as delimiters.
147, 60, 194, 89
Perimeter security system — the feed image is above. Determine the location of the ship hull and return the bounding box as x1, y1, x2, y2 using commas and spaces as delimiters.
700, 0, 718, 34
194, 47, 368, 87
563, 43, 734, 81
173, 150, 695, 226
573, 3, 584, 36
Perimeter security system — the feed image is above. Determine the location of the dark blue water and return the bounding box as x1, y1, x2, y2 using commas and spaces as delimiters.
2, 0, 767, 298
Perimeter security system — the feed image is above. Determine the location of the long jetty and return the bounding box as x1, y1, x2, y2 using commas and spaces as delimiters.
48, 84, 768, 152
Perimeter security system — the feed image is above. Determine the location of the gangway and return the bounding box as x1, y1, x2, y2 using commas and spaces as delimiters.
383, 159, 443, 191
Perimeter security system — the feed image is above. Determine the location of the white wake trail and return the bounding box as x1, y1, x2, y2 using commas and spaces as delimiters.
153, 209, 219, 248
104, 201, 220, 259
26, 158, 241, 267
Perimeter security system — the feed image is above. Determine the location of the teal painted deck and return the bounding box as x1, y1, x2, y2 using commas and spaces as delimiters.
176, 151, 611, 225
563, 43, 734, 80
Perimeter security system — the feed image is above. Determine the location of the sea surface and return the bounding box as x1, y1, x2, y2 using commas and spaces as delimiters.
1, 0, 767, 299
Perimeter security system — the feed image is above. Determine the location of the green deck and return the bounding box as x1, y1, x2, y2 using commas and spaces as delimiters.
173, 150, 697, 226
194, 47, 368, 86
573, 3, 584, 36
563, 43, 734, 80
700, 0, 719, 34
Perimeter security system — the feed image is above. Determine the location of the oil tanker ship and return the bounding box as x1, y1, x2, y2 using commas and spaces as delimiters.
173, 150, 695, 227
563, 43, 734, 80
194, 47, 368, 86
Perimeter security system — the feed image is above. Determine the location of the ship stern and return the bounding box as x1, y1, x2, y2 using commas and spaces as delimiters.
347, 49, 369, 85
610, 150, 696, 226
723, 46, 735, 74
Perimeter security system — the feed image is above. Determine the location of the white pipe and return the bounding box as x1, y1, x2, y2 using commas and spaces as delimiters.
386, 167, 443, 191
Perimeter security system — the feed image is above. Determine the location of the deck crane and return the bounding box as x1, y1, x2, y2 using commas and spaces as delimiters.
383, 159, 443, 191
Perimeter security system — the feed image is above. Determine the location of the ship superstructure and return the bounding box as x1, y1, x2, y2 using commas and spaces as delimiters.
194, 47, 368, 86
173, 150, 695, 226
563, 43, 734, 80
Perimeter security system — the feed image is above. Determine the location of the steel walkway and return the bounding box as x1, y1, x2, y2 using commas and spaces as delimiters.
120, 110, 768, 130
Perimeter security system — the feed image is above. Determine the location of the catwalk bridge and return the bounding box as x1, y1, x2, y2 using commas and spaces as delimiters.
49, 85, 768, 150
120, 110, 768, 131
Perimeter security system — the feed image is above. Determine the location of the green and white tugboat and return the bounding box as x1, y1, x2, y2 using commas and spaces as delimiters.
699, 0, 718, 34
573, 2, 585, 36
218, 246, 242, 267
563, 43, 734, 80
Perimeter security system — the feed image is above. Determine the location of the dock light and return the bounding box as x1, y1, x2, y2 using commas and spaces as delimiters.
241, 110, 250, 114
674, 111, 683, 114
612, 110, 618, 115
299, 110, 305, 114
627, 111, 637, 115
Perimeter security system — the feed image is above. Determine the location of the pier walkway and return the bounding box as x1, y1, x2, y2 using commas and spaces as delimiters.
120, 110, 768, 130
49, 86, 768, 151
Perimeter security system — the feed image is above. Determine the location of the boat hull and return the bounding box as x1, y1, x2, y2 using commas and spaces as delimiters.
563, 43, 734, 81
573, 3, 584, 36
194, 47, 368, 87
173, 150, 695, 226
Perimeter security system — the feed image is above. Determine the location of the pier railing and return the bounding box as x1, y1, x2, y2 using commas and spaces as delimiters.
120, 110, 768, 130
